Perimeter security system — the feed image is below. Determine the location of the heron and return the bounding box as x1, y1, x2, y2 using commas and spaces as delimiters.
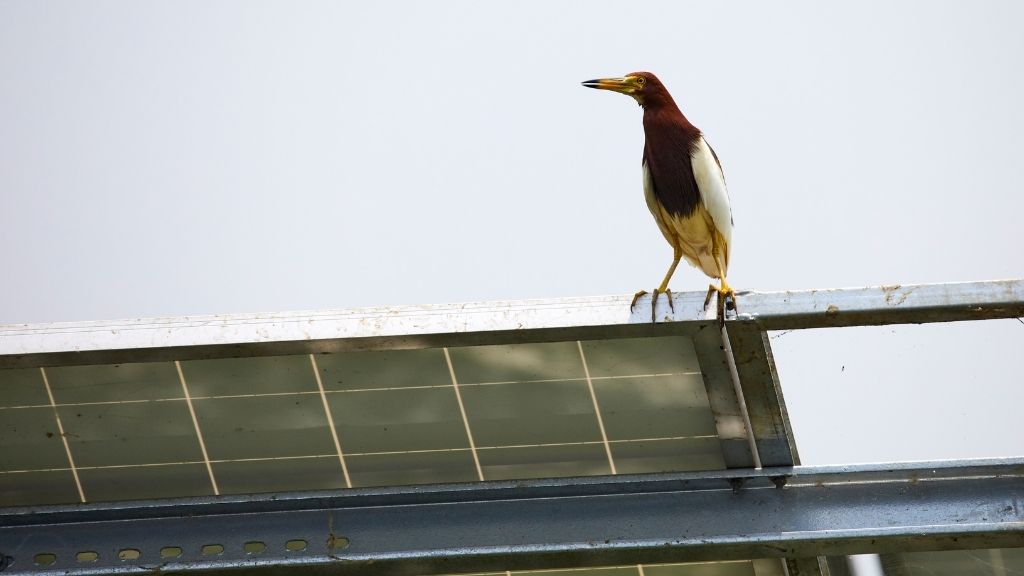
583, 71, 736, 322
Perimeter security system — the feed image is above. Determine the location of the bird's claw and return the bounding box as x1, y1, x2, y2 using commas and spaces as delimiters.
631, 289, 674, 323
703, 284, 717, 310
645, 288, 674, 323
630, 290, 648, 313
704, 284, 739, 326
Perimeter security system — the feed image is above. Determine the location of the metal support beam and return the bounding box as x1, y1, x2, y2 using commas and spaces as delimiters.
726, 323, 800, 468
693, 325, 758, 469
2, 459, 1022, 576
695, 311, 826, 573
693, 323, 799, 469
2, 279, 1021, 368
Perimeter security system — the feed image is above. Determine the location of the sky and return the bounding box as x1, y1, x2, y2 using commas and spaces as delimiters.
1, 1, 1022, 466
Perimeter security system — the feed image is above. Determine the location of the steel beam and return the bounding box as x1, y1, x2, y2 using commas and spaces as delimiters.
725, 323, 800, 468
693, 322, 799, 470
693, 325, 758, 468
2, 279, 1021, 368
2, 459, 1022, 576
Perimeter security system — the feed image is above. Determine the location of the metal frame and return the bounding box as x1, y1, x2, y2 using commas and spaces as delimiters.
2, 459, 1022, 576
2, 279, 1021, 369
2, 278, 1023, 576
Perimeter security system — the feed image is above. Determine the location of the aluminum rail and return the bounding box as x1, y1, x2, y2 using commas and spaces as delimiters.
2, 459, 1022, 576
1, 279, 1021, 368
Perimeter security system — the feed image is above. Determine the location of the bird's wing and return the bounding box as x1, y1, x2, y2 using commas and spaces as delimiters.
643, 139, 702, 217
690, 136, 733, 267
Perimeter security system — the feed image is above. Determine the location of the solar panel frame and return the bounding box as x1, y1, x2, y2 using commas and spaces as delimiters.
3, 280, 1022, 576
4, 279, 1020, 370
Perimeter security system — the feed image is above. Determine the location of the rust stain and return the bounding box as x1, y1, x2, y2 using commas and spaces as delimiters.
881, 284, 915, 306
826, 305, 840, 316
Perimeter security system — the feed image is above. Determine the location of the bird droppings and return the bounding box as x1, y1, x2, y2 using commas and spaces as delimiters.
826, 305, 840, 316
882, 284, 915, 305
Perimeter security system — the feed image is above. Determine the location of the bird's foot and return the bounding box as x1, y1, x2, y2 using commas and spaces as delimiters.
630, 290, 648, 313
703, 284, 718, 311
648, 288, 674, 322
704, 284, 738, 325
631, 288, 675, 322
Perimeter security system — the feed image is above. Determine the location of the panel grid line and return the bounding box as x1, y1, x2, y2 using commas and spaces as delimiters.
576, 341, 617, 475
0, 435, 719, 475
175, 361, 220, 495
443, 347, 485, 481
39, 367, 86, 503
309, 354, 352, 488
0, 434, 720, 475
455, 371, 701, 387
0, 371, 703, 411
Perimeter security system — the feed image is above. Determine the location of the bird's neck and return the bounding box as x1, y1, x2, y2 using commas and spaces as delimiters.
642, 104, 700, 139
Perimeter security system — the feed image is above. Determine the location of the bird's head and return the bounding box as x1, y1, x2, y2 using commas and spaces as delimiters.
581, 71, 673, 108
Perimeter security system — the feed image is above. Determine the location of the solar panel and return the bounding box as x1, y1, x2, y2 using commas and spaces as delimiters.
0, 335, 725, 507
1, 290, 840, 576
881, 548, 1024, 575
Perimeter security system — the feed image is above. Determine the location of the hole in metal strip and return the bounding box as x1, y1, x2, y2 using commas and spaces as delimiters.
201, 544, 224, 556
34, 553, 57, 566
243, 541, 266, 555
285, 539, 307, 552
76, 551, 99, 563
160, 546, 183, 559
328, 535, 349, 550
118, 549, 141, 561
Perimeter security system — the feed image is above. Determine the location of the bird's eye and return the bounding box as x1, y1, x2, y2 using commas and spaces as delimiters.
636, 77, 646, 86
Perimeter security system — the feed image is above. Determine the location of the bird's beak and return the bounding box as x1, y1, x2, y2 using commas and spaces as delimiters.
581, 77, 638, 94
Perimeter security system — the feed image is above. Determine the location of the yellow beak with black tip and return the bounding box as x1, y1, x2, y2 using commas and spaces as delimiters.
581, 76, 642, 94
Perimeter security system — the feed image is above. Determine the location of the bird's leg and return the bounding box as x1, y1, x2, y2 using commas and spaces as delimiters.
716, 281, 728, 323
719, 276, 737, 313
702, 282, 729, 324
713, 254, 737, 324
658, 249, 683, 294
646, 250, 682, 322
702, 281, 729, 325
702, 255, 737, 325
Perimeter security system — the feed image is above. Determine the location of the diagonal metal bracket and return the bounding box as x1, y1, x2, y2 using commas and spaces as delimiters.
724, 321, 800, 468
694, 324, 757, 469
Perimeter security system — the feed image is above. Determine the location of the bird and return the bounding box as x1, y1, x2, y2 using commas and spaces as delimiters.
582, 72, 735, 322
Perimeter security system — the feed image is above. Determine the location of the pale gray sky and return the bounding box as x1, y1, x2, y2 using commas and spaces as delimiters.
1, 1, 1022, 465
